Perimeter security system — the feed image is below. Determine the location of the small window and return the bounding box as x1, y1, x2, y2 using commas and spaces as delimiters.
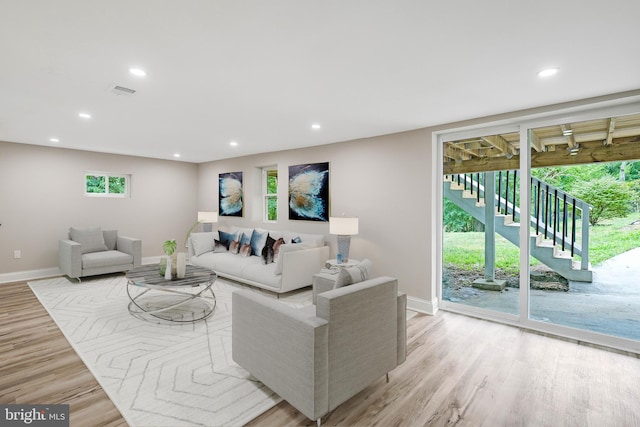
85, 172, 130, 197
263, 167, 278, 221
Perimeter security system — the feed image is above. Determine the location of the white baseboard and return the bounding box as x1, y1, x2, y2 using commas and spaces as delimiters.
142, 256, 162, 264
0, 267, 61, 284
407, 296, 439, 315
0, 257, 161, 284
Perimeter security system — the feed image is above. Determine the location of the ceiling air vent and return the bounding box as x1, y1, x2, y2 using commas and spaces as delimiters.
107, 83, 136, 96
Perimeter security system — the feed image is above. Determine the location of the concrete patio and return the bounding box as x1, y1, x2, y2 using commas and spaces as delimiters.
443, 247, 640, 341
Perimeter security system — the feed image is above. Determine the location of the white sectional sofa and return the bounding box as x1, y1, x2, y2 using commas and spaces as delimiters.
187, 226, 329, 294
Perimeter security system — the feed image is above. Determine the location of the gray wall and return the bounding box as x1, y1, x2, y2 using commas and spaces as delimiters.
0, 141, 198, 278
198, 128, 437, 307
0, 131, 438, 310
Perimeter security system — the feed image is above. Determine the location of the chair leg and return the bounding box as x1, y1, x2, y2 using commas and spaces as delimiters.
386, 373, 389, 383
316, 418, 321, 427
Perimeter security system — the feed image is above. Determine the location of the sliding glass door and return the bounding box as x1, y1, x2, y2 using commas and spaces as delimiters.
438, 103, 640, 353
441, 129, 521, 318
527, 115, 640, 342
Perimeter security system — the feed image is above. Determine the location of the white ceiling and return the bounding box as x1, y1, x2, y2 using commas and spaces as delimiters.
1, 0, 639, 163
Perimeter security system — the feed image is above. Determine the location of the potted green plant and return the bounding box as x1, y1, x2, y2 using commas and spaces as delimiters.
159, 239, 177, 276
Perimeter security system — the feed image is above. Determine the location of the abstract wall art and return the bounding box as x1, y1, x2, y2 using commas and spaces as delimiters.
288, 162, 329, 221
219, 172, 243, 217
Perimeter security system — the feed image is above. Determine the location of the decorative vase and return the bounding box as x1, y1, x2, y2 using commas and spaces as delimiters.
171, 253, 178, 280
164, 256, 172, 280
177, 252, 186, 279
159, 256, 168, 276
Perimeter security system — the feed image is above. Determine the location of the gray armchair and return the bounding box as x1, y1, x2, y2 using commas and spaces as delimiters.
58, 227, 141, 281
232, 276, 406, 426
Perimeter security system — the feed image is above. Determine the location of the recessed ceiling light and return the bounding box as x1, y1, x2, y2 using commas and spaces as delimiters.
537, 67, 559, 78
229, 141, 238, 147
129, 67, 147, 77
49, 137, 59, 143
78, 112, 92, 119
173, 153, 181, 158
311, 123, 321, 130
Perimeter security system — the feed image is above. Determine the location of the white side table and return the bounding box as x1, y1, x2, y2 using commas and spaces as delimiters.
313, 259, 360, 304
325, 259, 360, 269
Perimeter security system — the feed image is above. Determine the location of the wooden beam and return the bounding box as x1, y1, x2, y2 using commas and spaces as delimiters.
446, 142, 482, 159
443, 136, 640, 174
605, 117, 616, 146
481, 135, 509, 153
530, 131, 543, 152
560, 124, 576, 148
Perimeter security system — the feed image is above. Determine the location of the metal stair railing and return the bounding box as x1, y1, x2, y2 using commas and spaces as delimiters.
445, 172, 592, 271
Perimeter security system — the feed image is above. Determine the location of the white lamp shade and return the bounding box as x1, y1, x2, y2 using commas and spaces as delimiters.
197, 211, 218, 223
329, 217, 358, 235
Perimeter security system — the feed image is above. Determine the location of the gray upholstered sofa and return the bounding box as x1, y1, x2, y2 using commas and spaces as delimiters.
58, 227, 141, 281
232, 276, 406, 425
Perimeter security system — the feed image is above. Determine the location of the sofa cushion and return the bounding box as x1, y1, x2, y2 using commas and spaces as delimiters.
242, 261, 281, 289
239, 243, 252, 257
261, 234, 276, 264
229, 226, 254, 240
218, 230, 238, 249
82, 250, 133, 269
250, 229, 269, 256
335, 259, 373, 288
274, 243, 313, 275
103, 230, 118, 250
70, 226, 108, 254
273, 237, 285, 258
194, 252, 247, 276
190, 232, 219, 256
239, 232, 252, 247
213, 239, 227, 253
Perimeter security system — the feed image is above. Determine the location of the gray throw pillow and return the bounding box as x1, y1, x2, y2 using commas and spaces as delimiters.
190, 233, 215, 256
335, 259, 373, 288
69, 226, 107, 254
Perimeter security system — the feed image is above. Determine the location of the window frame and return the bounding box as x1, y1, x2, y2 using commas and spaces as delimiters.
262, 166, 278, 222
84, 172, 130, 198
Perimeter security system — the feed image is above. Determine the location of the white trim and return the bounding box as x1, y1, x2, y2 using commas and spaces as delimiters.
0, 267, 61, 284
407, 296, 438, 315
0, 256, 160, 284
519, 126, 531, 320
142, 256, 163, 265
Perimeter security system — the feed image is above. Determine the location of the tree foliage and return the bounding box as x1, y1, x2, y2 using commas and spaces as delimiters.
86, 175, 105, 193
531, 164, 608, 193
571, 176, 633, 225
108, 176, 126, 194
443, 199, 483, 232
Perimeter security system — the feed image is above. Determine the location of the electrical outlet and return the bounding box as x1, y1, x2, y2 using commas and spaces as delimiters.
13, 250, 21, 259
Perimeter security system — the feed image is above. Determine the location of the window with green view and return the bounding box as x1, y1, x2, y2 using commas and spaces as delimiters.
85, 173, 129, 197
264, 167, 278, 221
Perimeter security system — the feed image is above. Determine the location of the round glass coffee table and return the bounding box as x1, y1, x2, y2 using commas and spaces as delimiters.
126, 264, 216, 322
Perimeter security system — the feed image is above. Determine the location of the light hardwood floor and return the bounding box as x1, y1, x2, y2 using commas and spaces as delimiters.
2, 279, 640, 427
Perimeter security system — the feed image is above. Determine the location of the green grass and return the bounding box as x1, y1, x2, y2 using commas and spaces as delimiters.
588, 213, 640, 264
444, 212, 640, 271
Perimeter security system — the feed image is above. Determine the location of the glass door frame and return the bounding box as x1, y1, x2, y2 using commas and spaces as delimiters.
435, 94, 640, 354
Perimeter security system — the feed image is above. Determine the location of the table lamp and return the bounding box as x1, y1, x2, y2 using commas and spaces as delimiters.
198, 211, 218, 232
329, 217, 359, 263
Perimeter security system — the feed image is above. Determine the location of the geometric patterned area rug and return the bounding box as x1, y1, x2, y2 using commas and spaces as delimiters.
28, 274, 312, 427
